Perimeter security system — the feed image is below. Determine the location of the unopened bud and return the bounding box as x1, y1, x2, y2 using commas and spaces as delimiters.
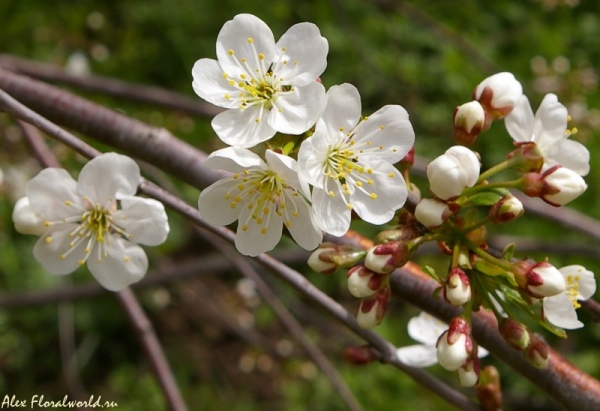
443, 267, 471, 306
541, 166, 587, 206
399, 146, 415, 170
364, 241, 411, 274
414, 198, 451, 229
476, 366, 503, 411
347, 265, 385, 298
474, 72, 523, 120
436, 317, 473, 371
342, 345, 379, 365
489, 195, 524, 224
458, 357, 481, 387
524, 334, 549, 369
427, 146, 481, 200
307, 243, 366, 274
499, 318, 530, 351
513, 260, 566, 298
453, 101, 487, 145
355, 286, 391, 329
373, 225, 422, 245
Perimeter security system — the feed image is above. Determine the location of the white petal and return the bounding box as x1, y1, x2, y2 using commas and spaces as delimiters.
26, 168, 82, 220
192, 58, 239, 108
281, 189, 322, 250
505, 94, 534, 143
204, 147, 265, 172
297, 136, 328, 189
544, 293, 583, 329
396, 345, 439, 368
113, 197, 169, 246
216, 14, 276, 80
78, 153, 140, 203
353, 105, 415, 164
545, 138, 590, 176
268, 81, 326, 135
534, 94, 568, 144
235, 202, 283, 256
445, 146, 480, 187
88, 236, 148, 291
33, 223, 85, 275
317, 84, 361, 138
211, 105, 276, 148
13, 197, 46, 235
559, 265, 596, 300
350, 162, 407, 225
264, 150, 304, 195
274, 22, 328, 86
198, 178, 244, 226
407, 312, 448, 346
311, 184, 351, 236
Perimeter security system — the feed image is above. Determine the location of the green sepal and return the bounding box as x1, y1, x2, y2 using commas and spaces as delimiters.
422, 265, 443, 283
474, 259, 518, 286
502, 242, 516, 261
464, 188, 509, 207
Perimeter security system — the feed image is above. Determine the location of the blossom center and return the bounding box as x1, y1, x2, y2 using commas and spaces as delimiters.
565, 274, 581, 309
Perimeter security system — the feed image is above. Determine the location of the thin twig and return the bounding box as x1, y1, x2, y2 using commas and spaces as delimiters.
116, 289, 188, 411
17, 120, 61, 168
0, 54, 222, 118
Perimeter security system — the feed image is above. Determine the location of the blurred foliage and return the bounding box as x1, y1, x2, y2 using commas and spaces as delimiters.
1, 0, 599, 410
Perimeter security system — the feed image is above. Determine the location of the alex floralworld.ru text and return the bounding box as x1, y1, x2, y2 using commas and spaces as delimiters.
1, 394, 118, 408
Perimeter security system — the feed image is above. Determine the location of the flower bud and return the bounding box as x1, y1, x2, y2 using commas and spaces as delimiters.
414, 198, 451, 229
443, 268, 471, 306
476, 366, 503, 411
474, 72, 523, 120
513, 260, 566, 298
347, 265, 385, 298
373, 225, 422, 245
453, 101, 487, 145
427, 146, 480, 200
499, 319, 530, 351
307, 243, 365, 274
342, 345, 379, 365
399, 146, 415, 170
364, 241, 410, 274
355, 286, 391, 329
541, 166, 587, 206
524, 334, 549, 369
458, 357, 481, 387
12, 197, 46, 235
436, 317, 473, 371
489, 195, 524, 224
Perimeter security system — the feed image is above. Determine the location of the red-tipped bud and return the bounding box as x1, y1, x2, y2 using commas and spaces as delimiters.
489, 195, 524, 224
355, 286, 391, 329
373, 225, 422, 245
342, 345, 379, 365
499, 319, 531, 351
399, 146, 415, 169
476, 366, 503, 411
364, 241, 411, 274
524, 334, 550, 369
513, 260, 566, 298
443, 268, 472, 306
458, 356, 481, 387
307, 243, 366, 274
436, 317, 473, 371
474, 72, 523, 121
521, 166, 587, 207
453, 101, 487, 145
347, 265, 385, 298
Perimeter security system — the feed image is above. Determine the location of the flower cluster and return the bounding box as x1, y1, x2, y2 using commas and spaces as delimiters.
13, 153, 169, 291
194, 14, 415, 256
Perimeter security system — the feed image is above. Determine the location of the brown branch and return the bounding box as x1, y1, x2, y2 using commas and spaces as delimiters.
116, 289, 188, 411
0, 54, 222, 118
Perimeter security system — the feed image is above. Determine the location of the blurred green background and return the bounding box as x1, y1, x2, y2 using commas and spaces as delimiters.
1, 0, 599, 410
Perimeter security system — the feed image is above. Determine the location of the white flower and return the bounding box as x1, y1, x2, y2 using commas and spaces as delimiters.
198, 147, 322, 256
395, 312, 488, 368
192, 13, 328, 148
505, 93, 590, 176
544, 265, 596, 329
13, 153, 169, 291
427, 146, 480, 200
474, 72, 523, 119
298, 83, 415, 236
